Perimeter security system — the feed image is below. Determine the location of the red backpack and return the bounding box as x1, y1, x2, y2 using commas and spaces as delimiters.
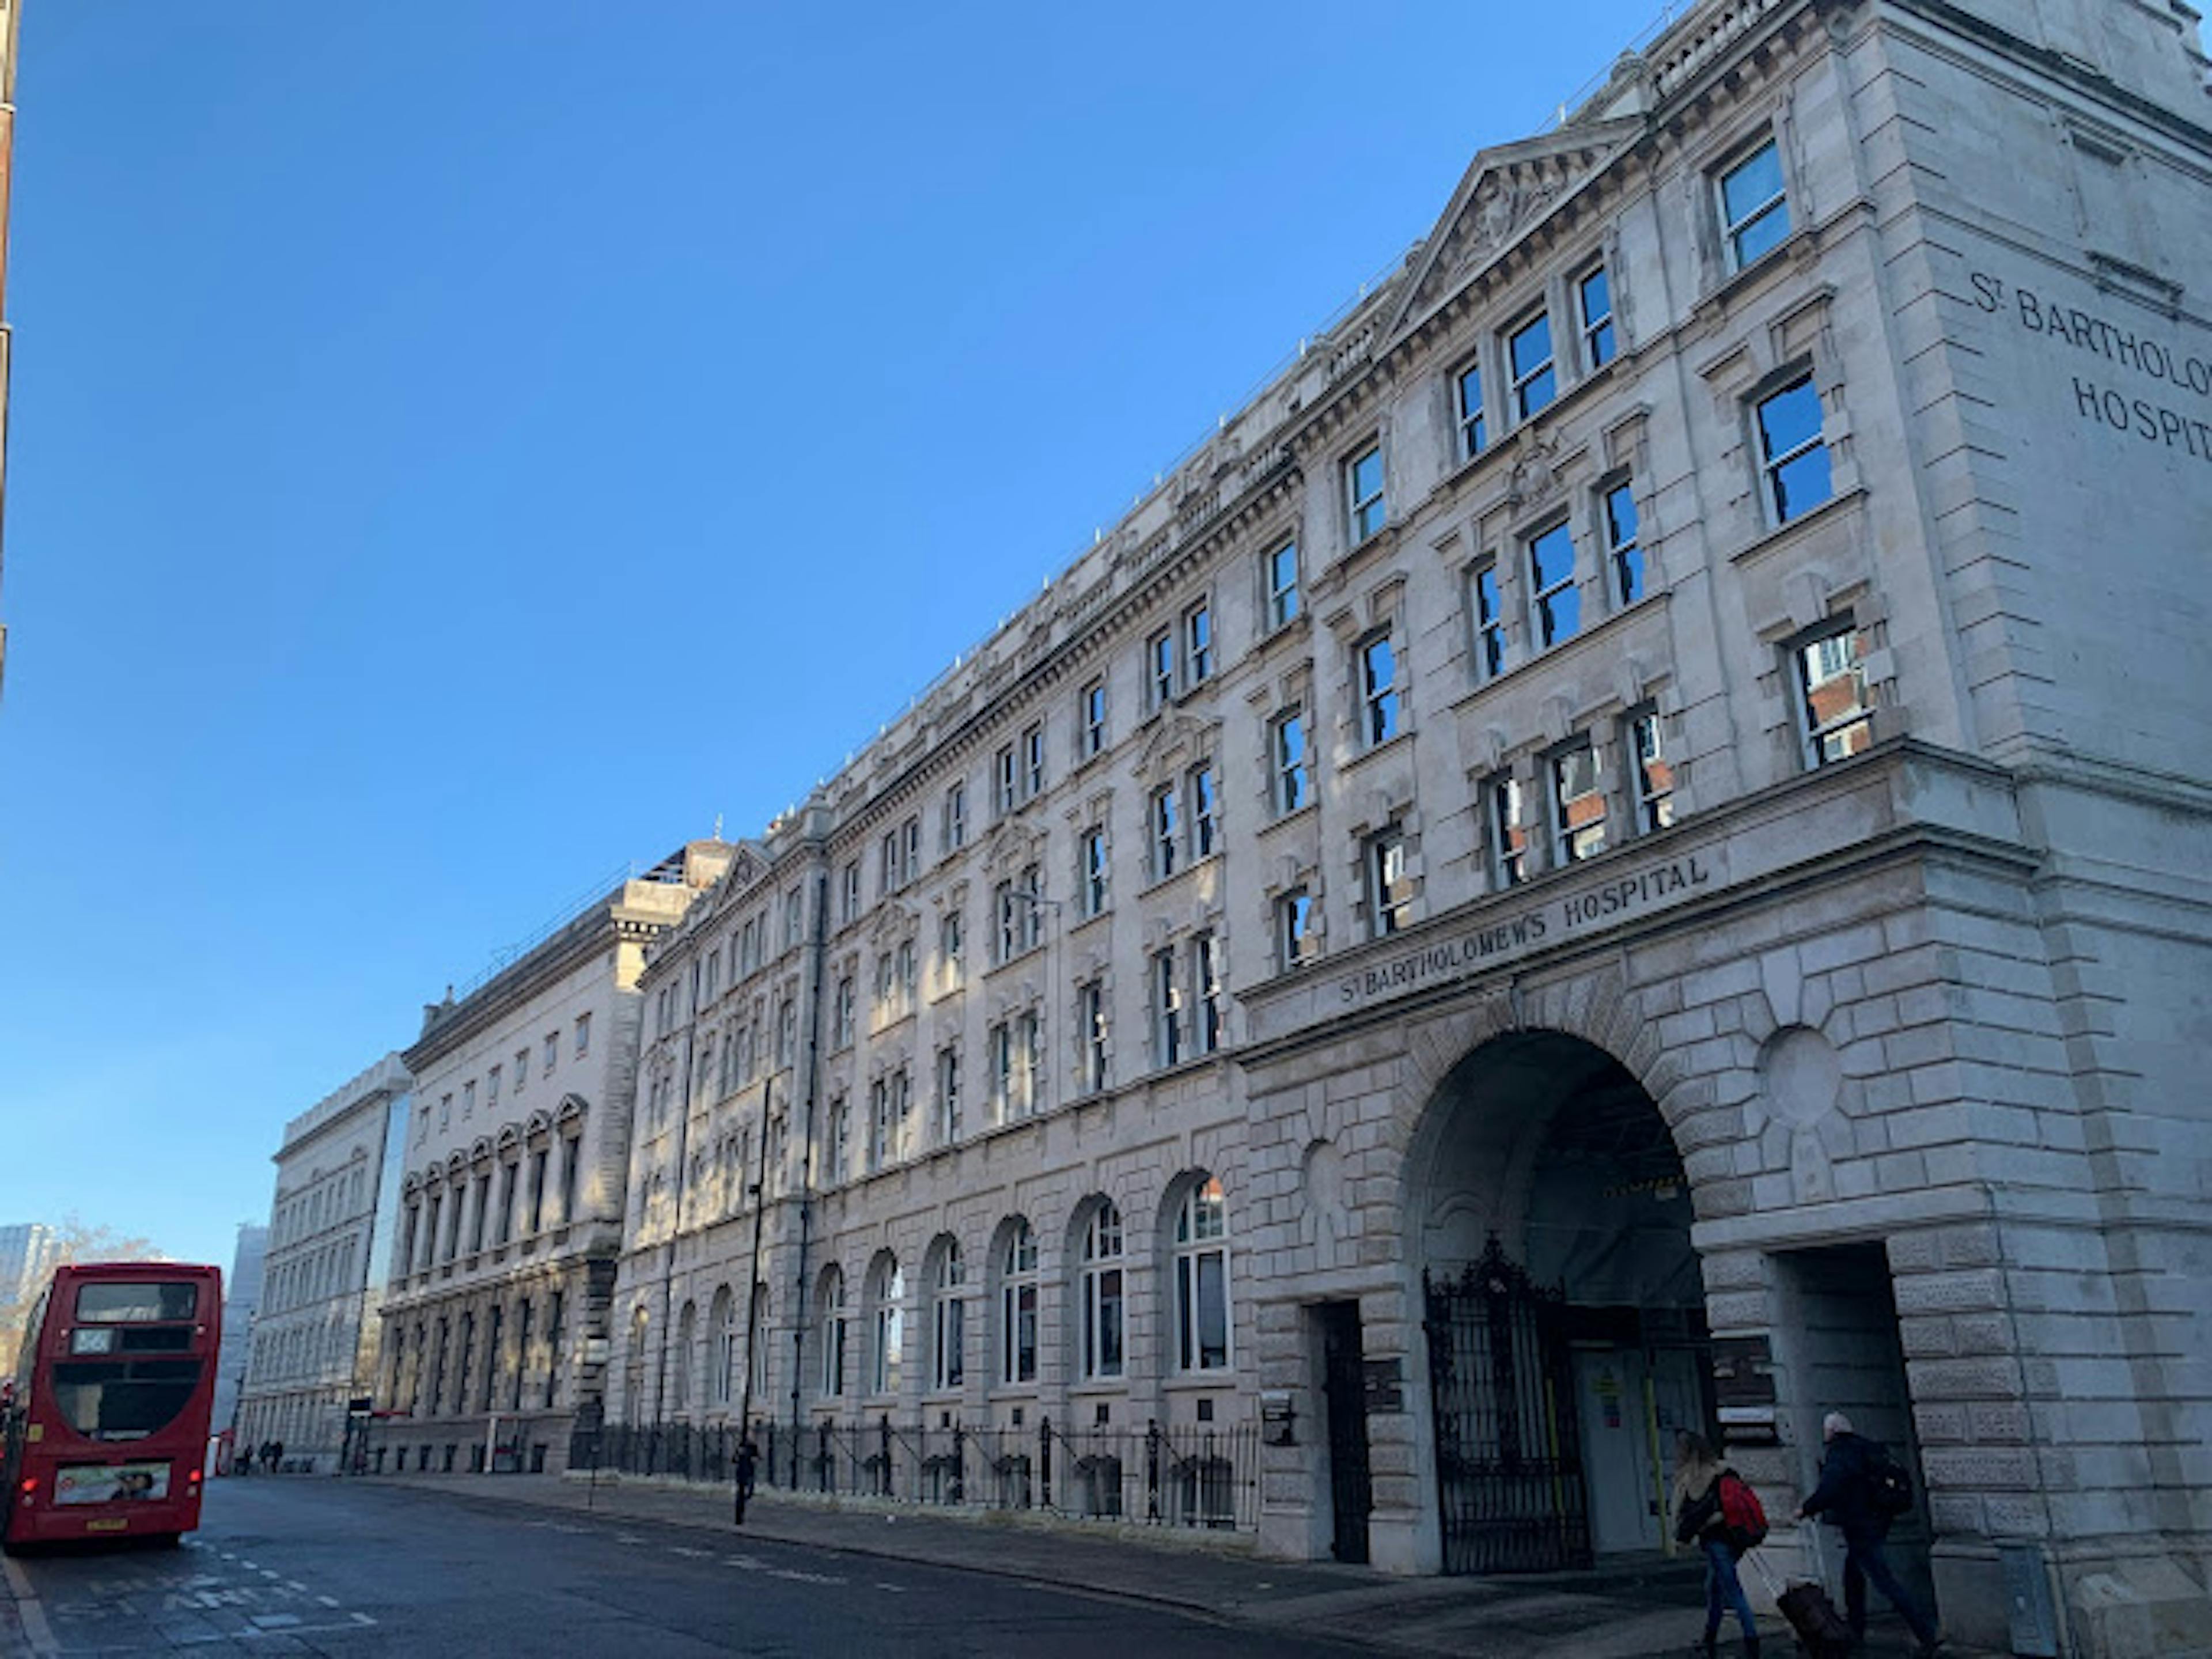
1719, 1472, 1770, 1549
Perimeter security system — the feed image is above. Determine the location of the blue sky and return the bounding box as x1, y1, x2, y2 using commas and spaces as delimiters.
0, 2, 1667, 1271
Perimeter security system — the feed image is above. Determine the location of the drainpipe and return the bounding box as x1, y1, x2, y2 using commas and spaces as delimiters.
786, 855, 831, 1485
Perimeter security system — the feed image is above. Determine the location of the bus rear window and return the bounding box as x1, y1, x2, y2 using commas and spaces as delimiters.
75, 1283, 199, 1324
51, 1359, 203, 1441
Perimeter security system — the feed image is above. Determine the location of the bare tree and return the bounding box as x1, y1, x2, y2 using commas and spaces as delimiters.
0, 1215, 161, 1372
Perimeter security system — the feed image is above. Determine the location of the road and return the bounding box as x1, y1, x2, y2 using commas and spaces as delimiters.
1, 1478, 1366, 1657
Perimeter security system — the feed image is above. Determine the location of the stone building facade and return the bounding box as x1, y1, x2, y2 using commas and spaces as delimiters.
603, 1, 2210, 1652
371, 844, 732, 1476
237, 1055, 409, 1470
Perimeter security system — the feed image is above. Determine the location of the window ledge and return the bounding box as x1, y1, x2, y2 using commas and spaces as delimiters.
981, 944, 1047, 980
1256, 801, 1320, 837
1252, 611, 1312, 662
1448, 586, 1671, 715
1727, 483, 1866, 567
1070, 906, 1112, 935
1158, 1374, 1236, 1394
1137, 849, 1223, 902
1339, 729, 1416, 772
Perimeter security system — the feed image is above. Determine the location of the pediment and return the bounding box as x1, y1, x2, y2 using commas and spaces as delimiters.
1132, 710, 1222, 785
982, 820, 1047, 876
1383, 119, 1641, 346
868, 900, 919, 946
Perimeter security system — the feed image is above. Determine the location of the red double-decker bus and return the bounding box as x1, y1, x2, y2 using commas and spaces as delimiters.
2, 1261, 221, 1547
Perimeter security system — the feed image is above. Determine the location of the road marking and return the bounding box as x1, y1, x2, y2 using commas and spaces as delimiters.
875, 1582, 908, 1593
317, 1595, 340, 1608
1, 1553, 59, 1658
668, 1546, 713, 1559
614, 1532, 646, 1545
286, 1581, 306, 1592
766, 1567, 845, 1585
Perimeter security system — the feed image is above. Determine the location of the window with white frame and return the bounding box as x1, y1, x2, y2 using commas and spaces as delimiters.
1578, 264, 1616, 369
873, 953, 895, 1022
942, 781, 967, 852
994, 745, 1018, 817
989, 1020, 1013, 1124
891, 1066, 913, 1161
840, 862, 861, 925
1756, 375, 1832, 525
1018, 865, 1044, 952
1369, 827, 1411, 937
1471, 556, 1508, 679
820, 1270, 847, 1396
1081, 824, 1109, 916
870, 1262, 904, 1397
576, 1012, 593, 1057
1629, 708, 1676, 831
994, 880, 1017, 964
1456, 360, 1488, 458
1605, 482, 1642, 605
778, 996, 800, 1064
896, 938, 917, 1015
1190, 763, 1218, 859
1150, 785, 1180, 880
1796, 623, 1874, 766
900, 820, 920, 888
1022, 724, 1045, 798
1148, 629, 1176, 709
1173, 1177, 1230, 1372
1081, 679, 1108, 757
1265, 541, 1301, 630
1551, 741, 1608, 864
1184, 604, 1213, 686
1346, 442, 1386, 543
1719, 137, 1790, 270
1491, 774, 1530, 888
1153, 948, 1181, 1068
1000, 1222, 1038, 1385
1013, 1010, 1040, 1119
833, 975, 854, 1048
1509, 310, 1556, 419
868, 1077, 891, 1173
936, 1044, 961, 1143
542, 1032, 558, 1075
1079, 979, 1108, 1094
702, 951, 720, 1003
710, 1290, 736, 1407
939, 909, 964, 991
827, 1095, 850, 1185
931, 1245, 964, 1391
1360, 634, 1400, 745
1277, 887, 1317, 971
1080, 1203, 1125, 1381
1528, 521, 1580, 648
786, 887, 806, 946
1192, 932, 1223, 1054
1272, 708, 1310, 814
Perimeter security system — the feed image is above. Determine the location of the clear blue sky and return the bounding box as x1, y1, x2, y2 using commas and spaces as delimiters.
0, 2, 1666, 1270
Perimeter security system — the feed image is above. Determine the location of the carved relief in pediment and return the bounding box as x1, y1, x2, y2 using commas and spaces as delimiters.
1132, 710, 1220, 784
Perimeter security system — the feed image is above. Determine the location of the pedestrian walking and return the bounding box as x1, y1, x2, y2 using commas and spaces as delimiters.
732, 1435, 760, 1526
1673, 1431, 1761, 1657
269, 1438, 286, 1473
1796, 1412, 1942, 1657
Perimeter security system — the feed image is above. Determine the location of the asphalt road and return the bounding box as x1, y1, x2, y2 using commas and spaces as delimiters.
1, 1478, 1368, 1657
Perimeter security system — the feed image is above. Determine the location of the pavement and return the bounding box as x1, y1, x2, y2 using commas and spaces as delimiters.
0, 1472, 1990, 1657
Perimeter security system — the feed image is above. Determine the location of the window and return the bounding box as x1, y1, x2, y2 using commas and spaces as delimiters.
942, 782, 967, 852
438, 1094, 450, 1131
1190, 764, 1218, 859
840, 863, 861, 925
514, 1047, 529, 1092
891, 1066, 913, 1161
1360, 634, 1400, 745
1528, 522, 1580, 648
1491, 775, 1530, 888
1471, 558, 1508, 679
1000, 1223, 1038, 1385
939, 910, 965, 991
1148, 630, 1176, 709
672, 1302, 694, 1411
463, 1079, 476, 1117
994, 880, 1018, 964
495, 1162, 516, 1246
543, 1033, 558, 1075
1022, 724, 1046, 798
1078, 980, 1108, 1094
873, 953, 895, 1022
1277, 887, 1317, 971
1272, 709, 1309, 814
995, 744, 1018, 817
1369, 828, 1411, 937
868, 1078, 890, 1173
1720, 138, 1790, 269
786, 885, 808, 946
1153, 949, 1181, 1068
820, 1271, 846, 1397
1082, 680, 1108, 757
1509, 312, 1556, 419
931, 1245, 964, 1392
827, 1095, 850, 1184
1630, 709, 1676, 831
1265, 541, 1301, 629
833, 975, 854, 1049
1456, 362, 1488, 457
778, 994, 801, 1063
1605, 483, 1642, 606
1007, 1010, 1040, 1120
1797, 625, 1874, 766
559, 1135, 581, 1223
702, 952, 719, 1003
574, 1013, 592, 1058
1346, 443, 1386, 543
1192, 933, 1223, 1055
1579, 265, 1616, 368
1756, 376, 1831, 524
1081, 825, 1109, 916
710, 1291, 736, 1408
1080, 1205, 1125, 1381
1150, 785, 1180, 880
527, 1148, 548, 1233
1173, 1177, 1230, 1372
1551, 742, 1608, 863
1018, 866, 1044, 953
1184, 605, 1213, 685
935, 1046, 961, 1144
989, 1021, 1013, 1124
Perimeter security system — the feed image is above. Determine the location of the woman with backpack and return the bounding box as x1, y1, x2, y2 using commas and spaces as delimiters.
1673, 1431, 1762, 1657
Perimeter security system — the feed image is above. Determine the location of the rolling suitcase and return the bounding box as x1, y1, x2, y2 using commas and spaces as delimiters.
1747, 1547, 1854, 1659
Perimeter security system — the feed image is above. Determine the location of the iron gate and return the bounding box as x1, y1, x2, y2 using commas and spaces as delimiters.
1425, 1237, 1591, 1574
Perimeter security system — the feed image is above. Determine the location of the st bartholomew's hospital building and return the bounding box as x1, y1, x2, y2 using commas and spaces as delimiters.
601, 1, 2212, 1652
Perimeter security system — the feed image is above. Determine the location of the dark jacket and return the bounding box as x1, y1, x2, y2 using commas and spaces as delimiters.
1801, 1431, 1891, 1544
1673, 1468, 1731, 1547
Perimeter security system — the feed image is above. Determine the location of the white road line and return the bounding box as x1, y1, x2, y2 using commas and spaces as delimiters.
1, 1553, 59, 1659
875, 1582, 908, 1593
317, 1594, 340, 1608
285, 1581, 307, 1592
668, 1546, 713, 1559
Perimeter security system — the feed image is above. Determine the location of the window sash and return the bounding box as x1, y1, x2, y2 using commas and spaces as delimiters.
1632, 711, 1675, 832
1605, 484, 1641, 605
1150, 631, 1176, 706
1152, 787, 1179, 878
1347, 445, 1385, 541
1798, 628, 1874, 765
1266, 543, 1301, 627
1529, 523, 1580, 647
1274, 711, 1309, 812
1579, 267, 1615, 366
1493, 777, 1529, 888
1185, 606, 1212, 683
1551, 744, 1608, 864
1278, 888, 1314, 970
1361, 637, 1399, 745
1722, 141, 1790, 267
1083, 683, 1107, 755
1509, 313, 1556, 417
1472, 562, 1507, 678
1371, 832, 1410, 936
1457, 363, 1487, 456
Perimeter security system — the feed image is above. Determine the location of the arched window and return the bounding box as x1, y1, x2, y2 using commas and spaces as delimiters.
819, 1268, 846, 1397
746, 1282, 769, 1403
709, 1287, 736, 1407
1080, 1202, 1124, 1380
673, 1300, 696, 1412
1000, 1221, 1038, 1385
624, 1305, 649, 1424
868, 1255, 904, 1398
1173, 1175, 1231, 1372
931, 1242, 964, 1392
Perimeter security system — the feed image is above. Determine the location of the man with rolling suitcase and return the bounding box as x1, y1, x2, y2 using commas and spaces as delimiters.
1796, 1411, 1942, 1657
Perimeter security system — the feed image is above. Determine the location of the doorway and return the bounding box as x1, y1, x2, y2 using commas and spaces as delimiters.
1318, 1301, 1373, 1565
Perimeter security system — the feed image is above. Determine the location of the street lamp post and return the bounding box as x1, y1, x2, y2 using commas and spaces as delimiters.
733, 1075, 772, 1525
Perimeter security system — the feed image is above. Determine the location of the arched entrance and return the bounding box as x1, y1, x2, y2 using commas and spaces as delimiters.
1410, 1029, 1711, 1573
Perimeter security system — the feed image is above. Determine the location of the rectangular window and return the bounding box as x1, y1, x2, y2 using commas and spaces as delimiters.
1014, 1010, 1040, 1118
900, 820, 921, 887
574, 1013, 591, 1058
1551, 742, 1608, 864
1528, 522, 1580, 647
868, 1079, 889, 1173
1079, 980, 1108, 1094
1184, 604, 1213, 685
1630, 709, 1675, 832
1491, 775, 1529, 888
1265, 541, 1301, 630
1578, 265, 1615, 368
994, 880, 1018, 964
1757, 375, 1832, 524
1151, 785, 1179, 880
828, 1096, 850, 1184
1190, 764, 1217, 859
989, 1021, 1012, 1124
939, 910, 964, 991
1018, 866, 1043, 952
1153, 949, 1181, 1069
487, 1064, 502, 1106
1456, 361, 1488, 457
1022, 723, 1045, 798
514, 1048, 529, 1092
1369, 828, 1411, 937
1082, 679, 1108, 757
834, 975, 854, 1048
1149, 629, 1176, 709
1605, 483, 1642, 606
840, 862, 861, 925
1346, 442, 1386, 543
942, 782, 967, 851
463, 1079, 476, 1117
1509, 311, 1556, 418
1360, 634, 1400, 745
1472, 558, 1508, 679
1797, 625, 1874, 766
1272, 709, 1309, 815
1277, 887, 1317, 971
1081, 825, 1109, 916
1192, 933, 1222, 1055
541, 1033, 557, 1075
994, 745, 1018, 817
1721, 138, 1790, 269
936, 1046, 961, 1144
880, 831, 898, 897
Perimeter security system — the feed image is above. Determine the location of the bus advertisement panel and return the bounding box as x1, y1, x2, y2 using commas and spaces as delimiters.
2, 1261, 222, 1547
